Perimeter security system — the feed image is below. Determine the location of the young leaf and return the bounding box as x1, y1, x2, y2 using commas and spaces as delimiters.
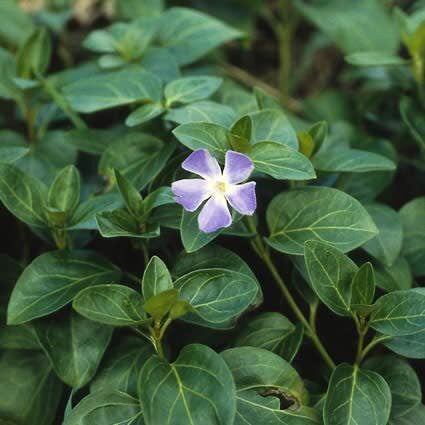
142, 288, 179, 321
7, 250, 120, 325
324, 364, 391, 425
139, 344, 236, 425
90, 336, 154, 396
164, 76, 222, 106
63, 67, 162, 113
266, 186, 378, 255
114, 169, 143, 217
362, 203, 403, 267
174, 268, 259, 329
364, 355, 421, 418
249, 141, 316, 180
304, 240, 358, 316
400, 197, 425, 277
34, 310, 112, 389
234, 312, 303, 362
231, 115, 252, 140
158, 7, 241, 65
73, 284, 149, 327
0, 163, 48, 228
350, 262, 375, 312
0, 350, 62, 425
142, 256, 173, 300
63, 391, 143, 425
48, 165, 80, 216
369, 289, 425, 336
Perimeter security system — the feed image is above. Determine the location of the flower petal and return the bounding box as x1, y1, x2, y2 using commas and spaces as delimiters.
223, 150, 254, 184
171, 179, 212, 212
182, 149, 221, 180
198, 194, 232, 233
226, 182, 256, 215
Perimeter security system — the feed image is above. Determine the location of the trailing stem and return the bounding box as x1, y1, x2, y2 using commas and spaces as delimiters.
245, 216, 336, 371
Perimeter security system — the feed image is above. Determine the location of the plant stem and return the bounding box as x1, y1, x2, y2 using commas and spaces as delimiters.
245, 216, 336, 371
354, 315, 368, 365
359, 335, 391, 362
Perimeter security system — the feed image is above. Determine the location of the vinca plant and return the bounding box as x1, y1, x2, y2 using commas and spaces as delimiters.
0, 1, 424, 425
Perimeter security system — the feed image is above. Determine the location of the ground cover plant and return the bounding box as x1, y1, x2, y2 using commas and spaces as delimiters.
0, 0, 424, 424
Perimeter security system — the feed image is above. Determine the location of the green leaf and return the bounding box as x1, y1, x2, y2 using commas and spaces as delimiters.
48, 165, 80, 217
63, 391, 143, 425
73, 284, 149, 327
234, 312, 303, 362
375, 257, 413, 292
231, 115, 252, 140
362, 203, 403, 267
400, 197, 425, 276
165, 100, 236, 127
383, 329, 425, 359
222, 347, 319, 425
0, 130, 29, 163
254, 86, 281, 110
96, 208, 160, 239
68, 193, 123, 230
116, 0, 164, 19
140, 186, 174, 218
139, 343, 236, 425
249, 141, 316, 180
324, 364, 391, 425
369, 289, 425, 336
0, 1, 34, 47
91, 336, 154, 396
312, 147, 396, 173
249, 109, 298, 149
0, 163, 48, 228
173, 122, 230, 161
7, 250, 120, 325
389, 404, 425, 425
364, 355, 421, 418
304, 241, 357, 316
158, 7, 242, 65
63, 67, 162, 113
294, 0, 399, 54
400, 97, 425, 153
114, 169, 143, 217
125, 103, 164, 127
16, 28, 51, 79
35, 310, 112, 388
345, 51, 409, 67
142, 256, 173, 300
174, 268, 259, 329
164, 76, 222, 106
0, 350, 62, 425
143, 288, 179, 321
350, 262, 375, 312
266, 186, 378, 255
142, 46, 180, 83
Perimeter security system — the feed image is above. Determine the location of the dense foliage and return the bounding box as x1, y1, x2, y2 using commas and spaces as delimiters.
0, 1, 424, 425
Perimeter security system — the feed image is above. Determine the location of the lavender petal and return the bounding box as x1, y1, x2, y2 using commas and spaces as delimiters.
182, 149, 221, 180
223, 150, 254, 184
226, 182, 256, 215
198, 194, 232, 233
171, 179, 212, 212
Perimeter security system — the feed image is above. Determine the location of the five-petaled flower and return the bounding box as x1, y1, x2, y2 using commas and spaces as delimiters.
172, 149, 256, 233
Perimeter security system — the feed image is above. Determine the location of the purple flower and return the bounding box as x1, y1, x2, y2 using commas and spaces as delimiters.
172, 149, 256, 233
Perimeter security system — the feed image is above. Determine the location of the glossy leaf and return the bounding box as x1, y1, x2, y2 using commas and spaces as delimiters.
139, 343, 236, 425
126, 103, 164, 127
48, 165, 80, 216
143, 288, 179, 321
7, 250, 120, 325
383, 330, 425, 359
350, 262, 375, 312
266, 186, 378, 255
304, 241, 358, 316
324, 364, 391, 425
346, 51, 408, 67
0, 130, 29, 163
175, 268, 259, 329
35, 310, 112, 388
114, 169, 143, 217
249, 141, 316, 180
73, 284, 149, 327
142, 256, 173, 300
388, 404, 425, 425
374, 257, 413, 292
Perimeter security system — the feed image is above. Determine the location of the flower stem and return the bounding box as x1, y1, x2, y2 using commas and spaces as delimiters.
245, 216, 336, 371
